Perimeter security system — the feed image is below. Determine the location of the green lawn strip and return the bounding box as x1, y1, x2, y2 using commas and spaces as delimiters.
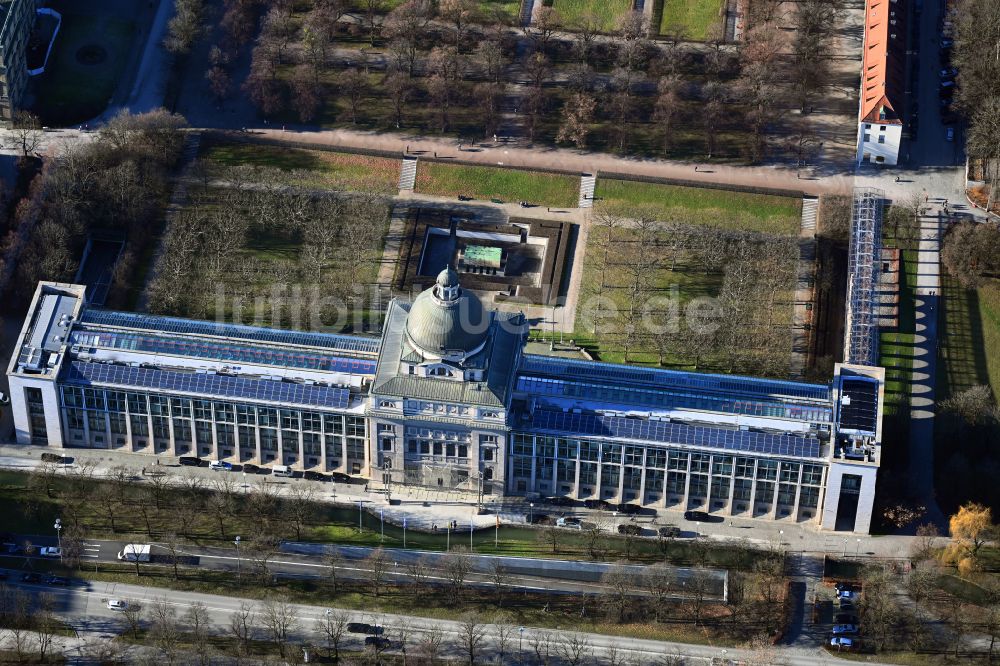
878, 249, 918, 417
476, 0, 522, 18
976, 279, 1000, 397
32, 8, 135, 125
59, 564, 746, 647
201, 140, 400, 195
595, 180, 802, 236
551, 0, 634, 31
0, 471, 763, 570
826, 649, 942, 665
935, 573, 993, 606
415, 162, 579, 208
659, 0, 725, 40
0, 653, 64, 665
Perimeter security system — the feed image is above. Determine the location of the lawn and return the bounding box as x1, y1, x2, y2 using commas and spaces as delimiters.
414, 162, 579, 208
659, 0, 725, 40
878, 250, 918, 419
476, 0, 522, 19
32, 2, 136, 125
938, 276, 1000, 401
595, 179, 803, 235
551, 0, 634, 31
201, 140, 401, 195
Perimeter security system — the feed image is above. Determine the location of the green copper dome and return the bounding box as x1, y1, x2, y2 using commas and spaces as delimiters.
405, 269, 489, 356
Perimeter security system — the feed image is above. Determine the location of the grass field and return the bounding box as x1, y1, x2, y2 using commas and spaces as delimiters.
32, 7, 135, 125
414, 162, 579, 208
202, 140, 400, 195
551, 0, 634, 31
939, 277, 1000, 401
595, 179, 803, 235
879, 250, 918, 419
659, 0, 725, 40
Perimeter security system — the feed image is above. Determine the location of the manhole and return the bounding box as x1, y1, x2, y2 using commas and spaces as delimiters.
76, 45, 107, 66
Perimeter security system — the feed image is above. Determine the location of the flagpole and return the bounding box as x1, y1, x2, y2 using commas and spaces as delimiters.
403, 517, 407, 549
495, 515, 499, 548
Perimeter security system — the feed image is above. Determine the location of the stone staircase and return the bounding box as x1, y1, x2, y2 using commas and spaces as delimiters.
801, 196, 818, 234
519, 0, 535, 26
398, 157, 417, 191
578, 173, 596, 208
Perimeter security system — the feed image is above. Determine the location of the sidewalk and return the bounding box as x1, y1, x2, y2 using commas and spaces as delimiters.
239, 127, 857, 198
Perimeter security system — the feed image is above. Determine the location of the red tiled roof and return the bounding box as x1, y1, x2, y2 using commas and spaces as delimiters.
859, 0, 904, 124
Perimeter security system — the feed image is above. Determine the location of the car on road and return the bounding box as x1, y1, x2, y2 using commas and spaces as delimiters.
209, 460, 233, 471
348, 623, 384, 635
242, 463, 260, 474
941, 37, 953, 49
683, 510, 724, 523
303, 470, 328, 482
830, 636, 854, 649
544, 496, 577, 507
658, 525, 681, 538
946, 127, 955, 142
179, 456, 201, 467
21, 572, 43, 583
617, 524, 642, 536
39, 547, 61, 558
939, 67, 958, 79
584, 499, 612, 511
330, 472, 353, 483
616, 503, 642, 515
556, 517, 582, 529
0, 391, 8, 405
45, 576, 70, 586
40, 452, 65, 464
365, 636, 391, 649
107, 599, 128, 612
832, 624, 858, 635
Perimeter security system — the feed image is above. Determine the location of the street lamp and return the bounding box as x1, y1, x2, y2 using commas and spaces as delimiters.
53, 518, 62, 559
358, 500, 366, 531
519, 626, 525, 654
529, 503, 534, 524
855, 538, 861, 556
234, 535, 241, 584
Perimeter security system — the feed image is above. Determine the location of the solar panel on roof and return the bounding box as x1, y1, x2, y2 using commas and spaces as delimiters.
63, 361, 351, 409
520, 355, 830, 401
80, 309, 381, 355
528, 408, 822, 458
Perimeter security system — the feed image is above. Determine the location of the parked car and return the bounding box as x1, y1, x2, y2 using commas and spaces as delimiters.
45, 576, 70, 586
838, 589, 859, 601
21, 572, 42, 583
528, 513, 552, 525
365, 636, 391, 649
683, 510, 724, 523
348, 623, 384, 635
330, 472, 353, 483
834, 582, 857, 592
830, 636, 854, 649
939, 67, 958, 79
303, 470, 328, 482
545, 496, 577, 507
946, 127, 955, 142
0, 391, 8, 405
242, 463, 260, 474
209, 460, 233, 471
584, 499, 612, 511
179, 456, 201, 467
832, 624, 858, 635
617, 524, 642, 536
617, 503, 641, 515
658, 525, 681, 538
107, 599, 128, 612
39, 547, 61, 558
40, 452, 64, 464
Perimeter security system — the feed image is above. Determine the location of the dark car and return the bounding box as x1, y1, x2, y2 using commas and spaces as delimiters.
21, 573, 43, 583
365, 636, 391, 649
303, 471, 328, 482
617, 524, 642, 536
330, 472, 353, 483
584, 499, 612, 511
683, 510, 725, 523
348, 622, 371, 634
179, 456, 201, 467
45, 576, 71, 586
617, 503, 641, 515
242, 463, 260, 474
658, 525, 681, 538
527, 513, 551, 525
544, 496, 577, 507
40, 452, 65, 464
835, 582, 859, 593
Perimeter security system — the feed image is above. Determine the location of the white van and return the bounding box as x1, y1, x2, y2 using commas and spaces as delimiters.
271, 465, 293, 477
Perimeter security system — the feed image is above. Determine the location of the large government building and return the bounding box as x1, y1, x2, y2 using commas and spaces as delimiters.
7, 273, 884, 533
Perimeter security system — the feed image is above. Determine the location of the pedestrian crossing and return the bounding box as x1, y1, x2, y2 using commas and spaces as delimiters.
801, 196, 818, 234
578, 173, 596, 208
398, 157, 417, 191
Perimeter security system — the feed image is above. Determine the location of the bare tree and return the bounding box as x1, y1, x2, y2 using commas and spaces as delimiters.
184, 602, 212, 666
366, 546, 391, 597
458, 611, 488, 665
284, 483, 319, 541
248, 532, 283, 583
229, 601, 257, 655
489, 559, 511, 607
317, 609, 349, 660
324, 548, 344, 593
260, 597, 298, 657
530, 630, 555, 666
149, 596, 180, 663
556, 92, 597, 149
120, 599, 144, 638
442, 547, 473, 598
492, 611, 516, 665
600, 565, 635, 623
406, 556, 431, 596
385, 72, 412, 129
9, 110, 43, 158
290, 64, 322, 122
164, 0, 204, 55
559, 633, 591, 666
339, 67, 368, 124
417, 626, 445, 664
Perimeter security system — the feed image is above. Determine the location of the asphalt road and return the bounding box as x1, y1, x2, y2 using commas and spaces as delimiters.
1, 534, 726, 601
9, 578, 889, 666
